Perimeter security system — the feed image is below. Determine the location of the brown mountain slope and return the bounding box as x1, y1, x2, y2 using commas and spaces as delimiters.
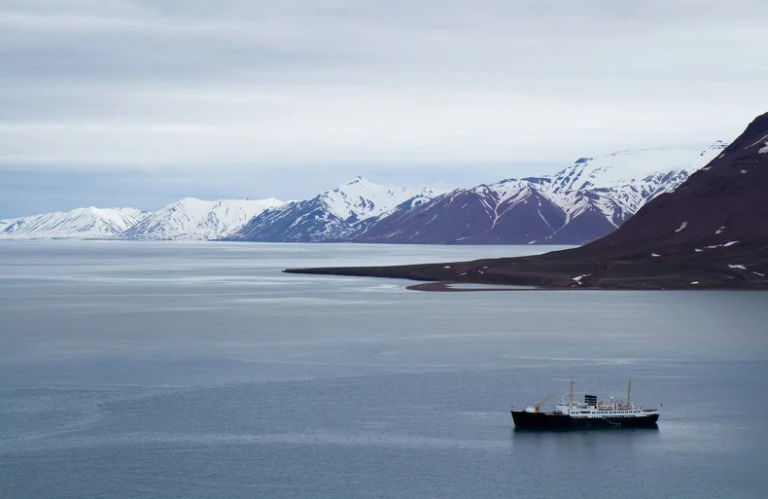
286, 112, 768, 290
573, 112, 768, 259
357, 187, 569, 244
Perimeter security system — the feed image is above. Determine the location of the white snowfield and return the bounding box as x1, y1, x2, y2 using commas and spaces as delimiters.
547, 143, 727, 193
537, 142, 728, 216
0, 207, 148, 239
444, 141, 728, 235
122, 197, 284, 240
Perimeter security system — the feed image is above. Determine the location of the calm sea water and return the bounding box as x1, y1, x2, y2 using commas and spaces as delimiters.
1, 241, 767, 499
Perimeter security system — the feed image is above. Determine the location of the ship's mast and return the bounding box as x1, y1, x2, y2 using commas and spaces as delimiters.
569, 379, 574, 405
627, 379, 632, 405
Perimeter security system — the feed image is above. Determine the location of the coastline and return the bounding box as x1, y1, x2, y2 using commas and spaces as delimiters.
405, 282, 540, 292
283, 245, 768, 291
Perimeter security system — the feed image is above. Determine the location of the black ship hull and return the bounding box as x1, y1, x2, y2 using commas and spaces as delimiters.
511, 410, 659, 430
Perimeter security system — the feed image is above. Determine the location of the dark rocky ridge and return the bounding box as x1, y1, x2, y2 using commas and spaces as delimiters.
286, 113, 768, 290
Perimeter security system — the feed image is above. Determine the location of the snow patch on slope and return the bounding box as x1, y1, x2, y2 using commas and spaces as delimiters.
746, 134, 768, 150
572, 274, 590, 284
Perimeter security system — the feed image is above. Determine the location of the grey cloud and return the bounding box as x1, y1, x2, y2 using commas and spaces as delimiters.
6, 1, 768, 84
1, 0, 766, 215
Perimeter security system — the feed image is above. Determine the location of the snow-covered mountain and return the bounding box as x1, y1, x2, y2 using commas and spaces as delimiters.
0, 142, 730, 245
525, 141, 729, 214
121, 197, 283, 240
228, 177, 442, 242
527, 142, 727, 192
358, 142, 728, 245
0, 207, 148, 239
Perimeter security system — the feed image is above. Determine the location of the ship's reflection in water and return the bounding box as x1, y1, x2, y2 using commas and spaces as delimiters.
512, 425, 661, 456
512, 425, 660, 434
510, 426, 662, 471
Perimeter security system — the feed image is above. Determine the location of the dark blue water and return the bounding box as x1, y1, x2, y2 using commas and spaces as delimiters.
1, 241, 767, 498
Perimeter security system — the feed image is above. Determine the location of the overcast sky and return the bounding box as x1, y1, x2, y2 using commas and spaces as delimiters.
1, 0, 766, 217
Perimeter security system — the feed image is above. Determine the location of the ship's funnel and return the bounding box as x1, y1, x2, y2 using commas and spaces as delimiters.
584, 395, 598, 406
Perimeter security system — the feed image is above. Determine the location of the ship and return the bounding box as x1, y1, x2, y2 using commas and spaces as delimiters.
511, 380, 660, 429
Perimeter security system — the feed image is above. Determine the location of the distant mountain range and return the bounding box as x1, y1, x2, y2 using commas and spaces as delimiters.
0, 142, 728, 244
0, 199, 282, 241
122, 197, 284, 240
0, 207, 148, 239
227, 177, 442, 242
357, 143, 727, 244
286, 112, 768, 289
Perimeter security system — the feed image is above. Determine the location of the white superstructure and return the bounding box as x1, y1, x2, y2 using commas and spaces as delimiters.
525, 380, 660, 419
552, 400, 659, 419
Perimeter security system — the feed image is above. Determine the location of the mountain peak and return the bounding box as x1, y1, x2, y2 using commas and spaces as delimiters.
355, 142, 730, 245
317, 178, 436, 221
172, 197, 207, 205
723, 111, 768, 156
229, 179, 443, 242
581, 111, 768, 258
337, 176, 379, 189
296, 112, 768, 290
0, 206, 148, 239
122, 197, 282, 240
